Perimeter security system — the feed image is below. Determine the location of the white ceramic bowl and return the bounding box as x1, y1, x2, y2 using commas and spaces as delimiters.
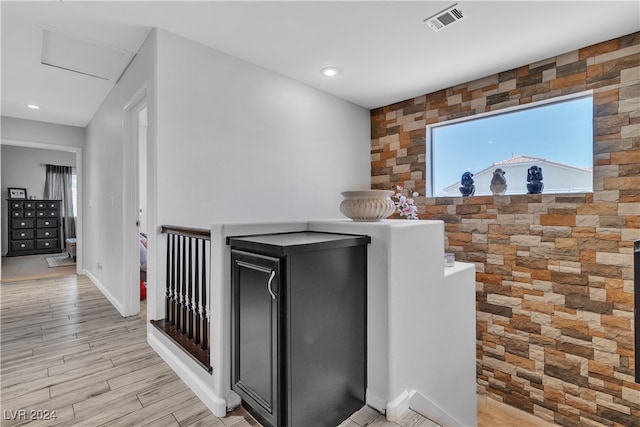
340, 190, 396, 222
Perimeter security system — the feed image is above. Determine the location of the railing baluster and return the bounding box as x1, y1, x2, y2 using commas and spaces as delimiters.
180, 235, 186, 333
165, 233, 172, 322
171, 234, 177, 326
194, 238, 201, 344
201, 238, 208, 352
187, 236, 193, 338
153, 225, 212, 373
176, 235, 182, 329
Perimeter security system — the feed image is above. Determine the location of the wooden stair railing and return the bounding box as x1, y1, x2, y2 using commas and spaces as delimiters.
151, 225, 212, 373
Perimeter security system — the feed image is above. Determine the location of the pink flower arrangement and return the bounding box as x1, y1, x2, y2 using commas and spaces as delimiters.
392, 185, 419, 219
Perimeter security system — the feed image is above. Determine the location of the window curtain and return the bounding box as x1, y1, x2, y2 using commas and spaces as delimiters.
43, 164, 75, 248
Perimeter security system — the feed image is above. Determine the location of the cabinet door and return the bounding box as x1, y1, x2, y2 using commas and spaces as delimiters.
231, 250, 281, 427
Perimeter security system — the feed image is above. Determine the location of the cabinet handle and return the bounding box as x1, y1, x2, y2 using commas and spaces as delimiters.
235, 260, 278, 299
267, 271, 276, 300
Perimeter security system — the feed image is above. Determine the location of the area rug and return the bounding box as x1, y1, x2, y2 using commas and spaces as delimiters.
45, 255, 76, 268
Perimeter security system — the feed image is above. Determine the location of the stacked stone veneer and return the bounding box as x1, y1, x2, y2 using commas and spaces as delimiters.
371, 33, 640, 426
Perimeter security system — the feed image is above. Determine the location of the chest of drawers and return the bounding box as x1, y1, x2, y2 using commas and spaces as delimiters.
7, 200, 61, 256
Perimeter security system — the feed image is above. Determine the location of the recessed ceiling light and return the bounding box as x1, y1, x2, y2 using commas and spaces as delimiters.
27, 104, 40, 110
321, 67, 340, 77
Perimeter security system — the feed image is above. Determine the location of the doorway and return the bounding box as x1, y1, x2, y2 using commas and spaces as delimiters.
138, 106, 148, 321
0, 140, 83, 282
122, 87, 148, 318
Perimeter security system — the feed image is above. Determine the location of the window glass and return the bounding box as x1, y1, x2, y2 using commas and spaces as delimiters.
428, 93, 593, 197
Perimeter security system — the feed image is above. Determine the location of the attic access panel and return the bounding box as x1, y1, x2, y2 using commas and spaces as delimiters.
41, 27, 134, 81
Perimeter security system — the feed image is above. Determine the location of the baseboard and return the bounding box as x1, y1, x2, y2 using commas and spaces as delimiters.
148, 326, 228, 417
366, 389, 387, 415
385, 390, 411, 421
410, 391, 465, 427
384, 389, 469, 426
83, 269, 125, 316
226, 390, 242, 411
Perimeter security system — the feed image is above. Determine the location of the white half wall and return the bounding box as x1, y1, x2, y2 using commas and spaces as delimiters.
206, 219, 477, 426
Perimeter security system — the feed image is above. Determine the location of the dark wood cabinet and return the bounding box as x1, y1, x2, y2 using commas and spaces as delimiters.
7, 200, 61, 256
229, 231, 370, 427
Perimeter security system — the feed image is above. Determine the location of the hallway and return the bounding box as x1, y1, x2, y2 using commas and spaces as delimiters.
1, 253, 76, 283
0, 271, 556, 426
0, 274, 257, 427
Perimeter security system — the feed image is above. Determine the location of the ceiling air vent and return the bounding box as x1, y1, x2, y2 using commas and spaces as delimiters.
424, 4, 464, 32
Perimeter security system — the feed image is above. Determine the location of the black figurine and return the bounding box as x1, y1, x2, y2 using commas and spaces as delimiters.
459, 171, 475, 196
526, 165, 544, 194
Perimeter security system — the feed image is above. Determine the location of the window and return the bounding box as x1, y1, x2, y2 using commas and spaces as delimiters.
427, 92, 593, 197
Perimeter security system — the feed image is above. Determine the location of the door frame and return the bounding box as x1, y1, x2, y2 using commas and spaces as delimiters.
122, 86, 149, 316
0, 139, 84, 281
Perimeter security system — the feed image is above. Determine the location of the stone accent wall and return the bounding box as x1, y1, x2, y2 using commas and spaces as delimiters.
371, 33, 640, 426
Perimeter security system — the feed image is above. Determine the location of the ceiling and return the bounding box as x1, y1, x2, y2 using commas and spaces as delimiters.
2, 1, 639, 128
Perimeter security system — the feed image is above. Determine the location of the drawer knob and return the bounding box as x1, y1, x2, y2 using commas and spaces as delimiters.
45, 243, 50, 246
45, 232, 50, 236
20, 233, 26, 237
21, 222, 26, 226
20, 244, 26, 248
45, 221, 50, 226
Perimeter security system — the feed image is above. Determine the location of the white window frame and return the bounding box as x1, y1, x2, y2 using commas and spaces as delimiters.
426, 90, 594, 197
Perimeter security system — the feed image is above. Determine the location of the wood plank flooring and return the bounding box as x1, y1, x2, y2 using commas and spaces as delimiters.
0, 275, 259, 427
1, 267, 556, 427
1, 253, 76, 283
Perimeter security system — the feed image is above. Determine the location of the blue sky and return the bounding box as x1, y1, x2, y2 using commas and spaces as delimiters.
431, 95, 593, 192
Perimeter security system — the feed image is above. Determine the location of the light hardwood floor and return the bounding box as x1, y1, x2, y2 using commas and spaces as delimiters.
0, 274, 260, 427
1, 262, 556, 426
1, 253, 76, 283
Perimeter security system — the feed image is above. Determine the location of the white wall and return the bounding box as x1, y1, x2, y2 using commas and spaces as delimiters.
1, 116, 85, 148
1, 145, 76, 199
149, 29, 370, 322
83, 27, 370, 318
83, 30, 157, 314
155, 29, 370, 228
1, 144, 76, 254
